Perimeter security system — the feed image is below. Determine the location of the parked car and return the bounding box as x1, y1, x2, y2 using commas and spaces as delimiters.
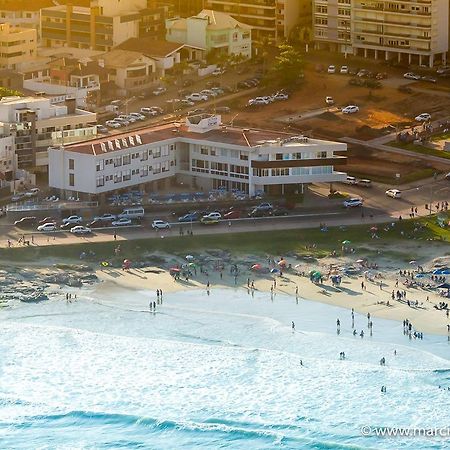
118, 114, 136, 123
106, 120, 122, 128
89, 219, 109, 228
153, 86, 167, 96
97, 125, 109, 134
140, 107, 158, 116
112, 217, 132, 226
346, 176, 358, 185
187, 93, 208, 102
340, 65, 349, 74
256, 202, 273, 212
327, 65, 336, 74
129, 112, 146, 121
215, 106, 231, 114
342, 105, 359, 114
70, 225, 92, 235
114, 117, 130, 126
202, 212, 222, 221
23, 187, 40, 198
223, 210, 241, 219
248, 208, 270, 218
403, 72, 421, 80
200, 216, 219, 225
38, 216, 57, 225
118, 207, 145, 220
212, 67, 225, 76
37, 223, 57, 232
325, 96, 335, 105
178, 212, 199, 222
94, 213, 116, 222
415, 113, 431, 122
14, 216, 37, 227
272, 92, 289, 101
152, 220, 171, 230
421, 76, 437, 84
357, 179, 372, 188
271, 207, 289, 216
248, 97, 269, 106
343, 198, 363, 208
62, 215, 83, 225
386, 189, 402, 199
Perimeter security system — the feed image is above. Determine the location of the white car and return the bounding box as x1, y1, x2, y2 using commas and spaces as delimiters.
129, 112, 145, 121
343, 198, 363, 208
272, 92, 289, 101
118, 114, 136, 123
152, 220, 171, 230
140, 107, 158, 116
325, 96, 334, 105
187, 93, 208, 102
328, 65, 336, 74
62, 215, 83, 225
404, 72, 421, 80
340, 65, 349, 74
106, 120, 122, 128
181, 99, 195, 106
94, 213, 116, 222
212, 67, 225, 76
37, 223, 57, 232
153, 87, 167, 96
386, 189, 401, 199
114, 117, 130, 126
415, 113, 431, 122
70, 225, 92, 235
112, 217, 132, 226
248, 97, 269, 106
342, 105, 359, 114
202, 212, 222, 220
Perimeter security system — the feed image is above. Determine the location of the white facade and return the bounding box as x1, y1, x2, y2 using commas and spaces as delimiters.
166, 10, 252, 60
49, 115, 347, 197
313, 0, 449, 67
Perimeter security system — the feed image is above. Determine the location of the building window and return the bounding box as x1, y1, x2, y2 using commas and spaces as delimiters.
69, 173, 74, 186
200, 147, 209, 155
316, 5, 327, 13
153, 147, 161, 158
123, 169, 131, 181
141, 166, 148, 177
161, 146, 169, 157
141, 150, 148, 161
96, 176, 105, 187
96, 160, 104, 171
114, 172, 122, 183
114, 156, 122, 167
153, 163, 161, 174
123, 154, 131, 165
68, 158, 74, 170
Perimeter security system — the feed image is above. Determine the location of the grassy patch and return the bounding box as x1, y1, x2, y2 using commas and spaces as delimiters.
0, 217, 448, 264
388, 140, 450, 160
348, 168, 436, 185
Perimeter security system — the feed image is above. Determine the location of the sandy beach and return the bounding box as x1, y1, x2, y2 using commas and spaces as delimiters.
94, 248, 450, 337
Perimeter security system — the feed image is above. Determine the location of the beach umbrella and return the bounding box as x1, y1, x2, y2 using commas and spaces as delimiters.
270, 268, 280, 273
342, 240, 351, 245
186, 255, 194, 261
251, 264, 262, 270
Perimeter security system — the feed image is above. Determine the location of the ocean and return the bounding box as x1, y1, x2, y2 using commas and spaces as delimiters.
0, 287, 448, 449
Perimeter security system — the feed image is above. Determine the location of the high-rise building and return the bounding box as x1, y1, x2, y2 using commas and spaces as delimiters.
0, 23, 37, 70
205, 0, 307, 43
313, 0, 449, 67
40, 0, 170, 51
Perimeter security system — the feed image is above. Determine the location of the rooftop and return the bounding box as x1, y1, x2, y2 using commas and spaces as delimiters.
116, 38, 185, 58
60, 118, 345, 156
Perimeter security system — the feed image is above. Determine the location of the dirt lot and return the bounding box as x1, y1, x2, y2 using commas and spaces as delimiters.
230, 67, 450, 140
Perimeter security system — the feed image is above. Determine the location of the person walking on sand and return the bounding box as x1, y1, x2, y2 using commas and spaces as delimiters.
292, 321, 295, 331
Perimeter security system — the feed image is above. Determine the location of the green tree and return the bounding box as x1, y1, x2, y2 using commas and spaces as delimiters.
0, 87, 23, 98
264, 44, 304, 88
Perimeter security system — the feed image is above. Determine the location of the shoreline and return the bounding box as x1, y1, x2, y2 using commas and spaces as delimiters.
94, 254, 450, 337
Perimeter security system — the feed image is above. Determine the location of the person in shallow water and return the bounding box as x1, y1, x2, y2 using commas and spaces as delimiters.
292, 321, 295, 331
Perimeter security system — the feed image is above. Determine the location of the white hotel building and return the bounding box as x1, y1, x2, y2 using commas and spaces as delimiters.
48, 115, 347, 198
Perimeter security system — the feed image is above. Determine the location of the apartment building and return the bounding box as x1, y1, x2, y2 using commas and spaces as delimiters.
313, 0, 449, 67
0, 22, 37, 70
166, 9, 252, 60
205, 0, 306, 42
48, 114, 347, 198
0, 96, 97, 170
40, 0, 164, 52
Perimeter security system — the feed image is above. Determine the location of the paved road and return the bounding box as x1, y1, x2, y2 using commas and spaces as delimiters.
3, 177, 449, 248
